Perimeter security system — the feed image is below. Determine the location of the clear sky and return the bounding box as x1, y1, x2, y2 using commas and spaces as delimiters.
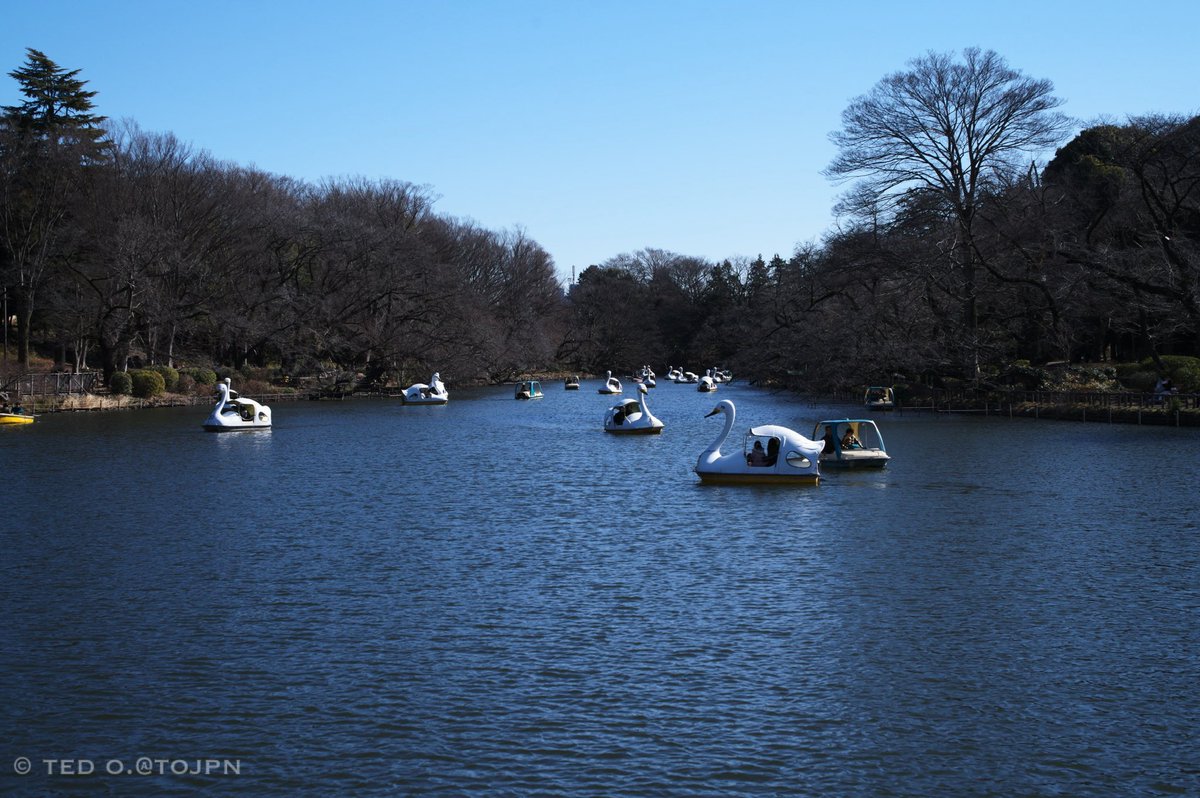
4, 0, 1198, 284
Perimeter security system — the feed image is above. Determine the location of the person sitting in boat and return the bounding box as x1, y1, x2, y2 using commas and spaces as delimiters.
747, 440, 769, 466
841, 428, 862, 449
766, 437, 780, 466
822, 427, 836, 454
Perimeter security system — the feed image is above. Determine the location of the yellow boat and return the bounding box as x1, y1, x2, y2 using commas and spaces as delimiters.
0, 412, 35, 425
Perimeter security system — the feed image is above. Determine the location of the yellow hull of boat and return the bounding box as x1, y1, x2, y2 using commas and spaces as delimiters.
0, 413, 35, 425
695, 471, 819, 486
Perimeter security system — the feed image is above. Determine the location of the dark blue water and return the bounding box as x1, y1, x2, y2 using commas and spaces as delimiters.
2, 381, 1198, 796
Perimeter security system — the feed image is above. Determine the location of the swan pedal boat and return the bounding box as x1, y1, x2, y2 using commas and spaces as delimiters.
697, 370, 718, 392
604, 384, 663, 434
401, 372, 448, 404
515, 380, 543, 399
598, 370, 622, 394
203, 378, 272, 431
814, 418, 890, 469
0, 412, 35, 425
565, 375, 580, 390
695, 400, 822, 485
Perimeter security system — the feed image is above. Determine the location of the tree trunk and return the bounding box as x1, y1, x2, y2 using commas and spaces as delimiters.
15, 286, 34, 367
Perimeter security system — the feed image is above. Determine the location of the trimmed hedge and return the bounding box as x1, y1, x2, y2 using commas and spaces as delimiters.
109, 372, 133, 395
183, 367, 218, 386
130, 369, 166, 399
150, 365, 179, 391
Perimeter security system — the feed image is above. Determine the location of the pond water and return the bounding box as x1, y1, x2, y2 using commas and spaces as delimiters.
2, 380, 1198, 796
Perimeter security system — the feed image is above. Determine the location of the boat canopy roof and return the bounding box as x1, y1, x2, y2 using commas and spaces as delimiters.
814, 418, 887, 448
747, 424, 819, 449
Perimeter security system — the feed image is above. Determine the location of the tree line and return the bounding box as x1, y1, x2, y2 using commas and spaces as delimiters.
3, 47, 1198, 395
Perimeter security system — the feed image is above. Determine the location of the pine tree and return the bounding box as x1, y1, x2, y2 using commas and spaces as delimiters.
3, 47, 107, 156
1, 48, 109, 366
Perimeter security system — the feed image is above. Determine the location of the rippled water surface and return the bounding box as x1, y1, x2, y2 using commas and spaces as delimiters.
3, 381, 1199, 796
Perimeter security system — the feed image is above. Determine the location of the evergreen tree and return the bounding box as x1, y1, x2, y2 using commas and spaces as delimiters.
1, 48, 108, 366
3, 48, 107, 154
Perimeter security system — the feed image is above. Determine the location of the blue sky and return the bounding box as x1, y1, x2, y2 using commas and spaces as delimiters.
4, 1, 1198, 284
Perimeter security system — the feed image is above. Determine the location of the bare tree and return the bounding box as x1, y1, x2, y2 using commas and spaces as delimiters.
826, 48, 1070, 376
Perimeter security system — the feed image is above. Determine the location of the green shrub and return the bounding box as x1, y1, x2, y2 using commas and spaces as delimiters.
1136, 355, 1200, 392
150, 364, 179, 391
109, 371, 133, 395
130, 369, 166, 398
1118, 370, 1158, 392
1171, 361, 1200, 392
1005, 361, 1047, 390
183, 367, 218, 386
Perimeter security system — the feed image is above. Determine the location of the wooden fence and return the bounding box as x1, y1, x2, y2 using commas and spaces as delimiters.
3, 371, 100, 397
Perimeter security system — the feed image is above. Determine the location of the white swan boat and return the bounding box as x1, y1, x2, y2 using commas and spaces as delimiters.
401, 372, 448, 404
697, 369, 717, 392
598, 371, 622, 394
813, 418, 891, 469
695, 400, 822, 485
515, 380, 543, 399
203, 378, 271, 431
603, 383, 663, 434
682, 371, 699, 384
565, 375, 580, 390
666, 366, 683, 382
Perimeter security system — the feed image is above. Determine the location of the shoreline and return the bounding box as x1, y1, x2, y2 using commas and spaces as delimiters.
14, 386, 1200, 429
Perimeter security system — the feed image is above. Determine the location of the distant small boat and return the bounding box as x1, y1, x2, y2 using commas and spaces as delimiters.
565, 375, 580, 390
402, 372, 448, 404
598, 370, 622, 395
515, 380, 543, 400
0, 411, 35, 426
203, 378, 272, 431
697, 369, 718, 392
864, 385, 895, 411
813, 418, 890, 469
